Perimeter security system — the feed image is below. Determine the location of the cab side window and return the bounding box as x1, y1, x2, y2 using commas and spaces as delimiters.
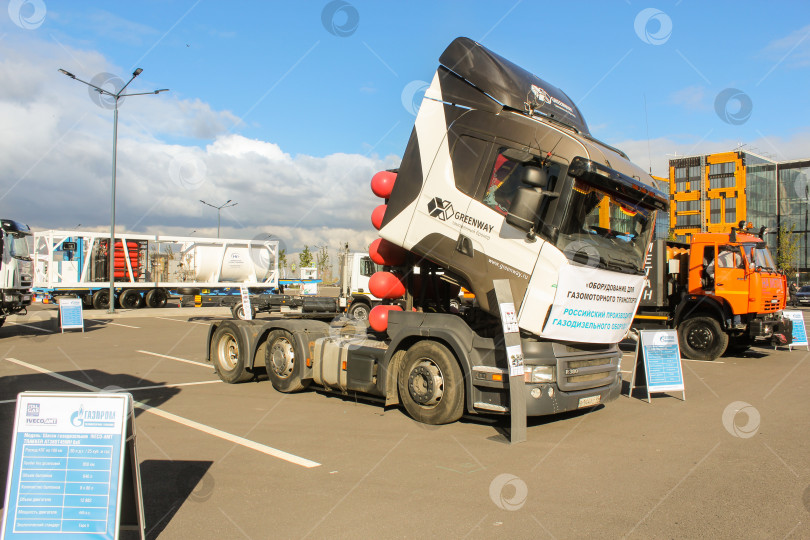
482, 151, 527, 216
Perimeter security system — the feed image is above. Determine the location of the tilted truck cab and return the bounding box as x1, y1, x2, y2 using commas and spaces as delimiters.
207, 37, 668, 424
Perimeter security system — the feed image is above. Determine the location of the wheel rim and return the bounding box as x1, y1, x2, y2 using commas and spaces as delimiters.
216, 333, 239, 371
407, 359, 444, 407
270, 337, 295, 379
686, 324, 714, 351
352, 304, 369, 320
236, 305, 246, 320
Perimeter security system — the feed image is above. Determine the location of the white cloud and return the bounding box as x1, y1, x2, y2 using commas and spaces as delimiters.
0, 31, 398, 256
669, 85, 708, 111
759, 24, 810, 68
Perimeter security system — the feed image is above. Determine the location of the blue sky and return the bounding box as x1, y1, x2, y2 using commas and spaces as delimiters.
1, 1, 809, 251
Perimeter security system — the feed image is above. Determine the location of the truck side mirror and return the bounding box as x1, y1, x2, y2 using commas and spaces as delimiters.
506, 187, 542, 232
521, 165, 548, 188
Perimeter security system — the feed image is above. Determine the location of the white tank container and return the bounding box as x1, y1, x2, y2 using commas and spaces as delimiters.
185, 244, 275, 283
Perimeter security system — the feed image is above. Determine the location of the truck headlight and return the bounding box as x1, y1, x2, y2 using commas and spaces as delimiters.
523, 365, 555, 383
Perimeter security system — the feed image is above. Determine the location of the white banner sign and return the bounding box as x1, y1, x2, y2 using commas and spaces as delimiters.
239, 286, 252, 321
540, 264, 645, 343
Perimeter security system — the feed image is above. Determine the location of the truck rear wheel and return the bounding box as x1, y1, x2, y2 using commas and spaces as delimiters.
145, 288, 168, 308
119, 289, 143, 309
348, 301, 370, 321
678, 316, 728, 361
265, 330, 308, 393
211, 322, 252, 383
92, 290, 110, 310
398, 341, 464, 425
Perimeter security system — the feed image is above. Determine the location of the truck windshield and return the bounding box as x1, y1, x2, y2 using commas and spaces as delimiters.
7, 232, 32, 261
743, 242, 776, 270
556, 179, 654, 274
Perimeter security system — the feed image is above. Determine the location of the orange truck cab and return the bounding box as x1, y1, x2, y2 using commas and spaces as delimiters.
635, 225, 791, 360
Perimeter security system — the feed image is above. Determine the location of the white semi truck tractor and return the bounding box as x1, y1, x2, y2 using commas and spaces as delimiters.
0, 219, 33, 327
206, 37, 668, 424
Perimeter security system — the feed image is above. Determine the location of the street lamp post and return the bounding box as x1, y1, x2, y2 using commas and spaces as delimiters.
199, 199, 238, 238
58, 67, 168, 313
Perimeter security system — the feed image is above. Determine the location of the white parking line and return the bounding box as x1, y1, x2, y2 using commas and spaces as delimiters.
4, 357, 321, 468
137, 350, 210, 368
7, 322, 55, 333
0, 380, 223, 404
682, 359, 725, 364
155, 316, 210, 326
88, 320, 141, 329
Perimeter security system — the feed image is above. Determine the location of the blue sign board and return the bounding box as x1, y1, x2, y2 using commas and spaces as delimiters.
59, 297, 84, 332
782, 310, 808, 351
1, 392, 142, 539
629, 330, 685, 402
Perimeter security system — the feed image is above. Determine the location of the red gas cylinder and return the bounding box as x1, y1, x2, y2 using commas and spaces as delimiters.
369, 238, 407, 267
371, 204, 387, 230
371, 171, 397, 199
369, 304, 403, 333
369, 271, 406, 299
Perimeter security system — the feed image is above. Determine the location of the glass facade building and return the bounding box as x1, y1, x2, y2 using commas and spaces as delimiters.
668, 151, 810, 282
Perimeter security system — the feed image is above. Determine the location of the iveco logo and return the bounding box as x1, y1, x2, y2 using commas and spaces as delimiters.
428, 197, 454, 221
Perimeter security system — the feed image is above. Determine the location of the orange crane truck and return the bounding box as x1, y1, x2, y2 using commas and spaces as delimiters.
634, 223, 791, 360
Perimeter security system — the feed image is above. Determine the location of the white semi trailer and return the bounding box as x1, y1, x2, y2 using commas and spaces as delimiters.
206, 37, 668, 425
33, 230, 278, 309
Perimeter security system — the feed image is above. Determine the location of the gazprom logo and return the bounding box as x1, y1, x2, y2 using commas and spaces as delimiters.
70, 406, 84, 427
428, 197, 454, 221
654, 333, 677, 346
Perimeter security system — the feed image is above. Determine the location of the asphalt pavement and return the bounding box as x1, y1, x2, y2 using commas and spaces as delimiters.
1, 305, 808, 539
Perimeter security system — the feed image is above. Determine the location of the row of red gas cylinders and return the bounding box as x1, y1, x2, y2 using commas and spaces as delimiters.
113, 241, 140, 279
368, 171, 408, 333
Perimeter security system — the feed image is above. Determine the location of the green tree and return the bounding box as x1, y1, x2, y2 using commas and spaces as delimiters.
278, 248, 287, 277
315, 244, 330, 281
299, 245, 313, 268
777, 224, 801, 277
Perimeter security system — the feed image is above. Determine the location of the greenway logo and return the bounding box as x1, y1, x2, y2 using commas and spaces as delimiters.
428, 197, 454, 221
427, 196, 495, 234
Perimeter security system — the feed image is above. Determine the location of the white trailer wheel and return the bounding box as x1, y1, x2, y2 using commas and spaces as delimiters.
265, 330, 309, 393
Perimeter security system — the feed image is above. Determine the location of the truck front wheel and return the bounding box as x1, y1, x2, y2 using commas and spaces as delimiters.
398, 341, 464, 425
678, 316, 728, 361
211, 322, 252, 383
348, 301, 370, 321
92, 290, 110, 310
265, 330, 309, 393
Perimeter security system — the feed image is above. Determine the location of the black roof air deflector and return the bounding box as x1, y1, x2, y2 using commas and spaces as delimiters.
439, 37, 589, 135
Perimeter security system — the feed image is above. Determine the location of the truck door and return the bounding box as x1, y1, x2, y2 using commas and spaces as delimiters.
713, 244, 747, 313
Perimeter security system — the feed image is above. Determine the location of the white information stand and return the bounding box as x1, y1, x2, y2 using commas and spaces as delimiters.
782, 310, 809, 351
493, 280, 526, 444
628, 329, 686, 403
239, 286, 252, 321
58, 297, 85, 333
1, 392, 145, 540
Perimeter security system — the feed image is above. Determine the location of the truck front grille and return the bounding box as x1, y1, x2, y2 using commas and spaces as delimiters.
558, 356, 617, 391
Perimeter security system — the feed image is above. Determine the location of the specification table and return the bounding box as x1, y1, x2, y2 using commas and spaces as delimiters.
15, 438, 115, 533
2, 393, 134, 540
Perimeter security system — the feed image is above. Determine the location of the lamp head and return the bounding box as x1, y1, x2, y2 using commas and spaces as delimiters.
58, 68, 76, 79
133, 68, 143, 77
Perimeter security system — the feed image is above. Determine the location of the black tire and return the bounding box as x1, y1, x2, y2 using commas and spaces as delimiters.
81, 295, 94, 309
397, 341, 464, 425
231, 302, 256, 320
210, 322, 253, 383
176, 287, 201, 296
348, 301, 371, 321
145, 288, 168, 308
92, 289, 110, 310
119, 289, 143, 309
0, 317, 5, 328
678, 316, 729, 361
265, 330, 309, 393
